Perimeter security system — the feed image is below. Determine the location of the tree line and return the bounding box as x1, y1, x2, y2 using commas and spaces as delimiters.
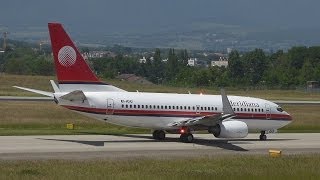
1, 46, 320, 89
91, 47, 320, 89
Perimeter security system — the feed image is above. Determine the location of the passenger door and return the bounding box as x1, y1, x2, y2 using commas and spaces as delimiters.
106, 99, 114, 115
265, 103, 271, 119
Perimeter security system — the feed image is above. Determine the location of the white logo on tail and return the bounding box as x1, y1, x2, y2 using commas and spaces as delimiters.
58, 46, 76, 67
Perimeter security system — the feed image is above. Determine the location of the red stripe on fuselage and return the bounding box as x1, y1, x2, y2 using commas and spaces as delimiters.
62, 105, 292, 121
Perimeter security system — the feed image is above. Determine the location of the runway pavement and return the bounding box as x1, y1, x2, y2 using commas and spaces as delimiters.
0, 133, 319, 160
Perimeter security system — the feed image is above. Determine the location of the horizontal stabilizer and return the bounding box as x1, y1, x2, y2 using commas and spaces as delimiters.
13, 86, 53, 97
60, 90, 87, 102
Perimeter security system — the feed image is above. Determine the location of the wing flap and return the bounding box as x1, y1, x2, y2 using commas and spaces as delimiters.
169, 114, 224, 127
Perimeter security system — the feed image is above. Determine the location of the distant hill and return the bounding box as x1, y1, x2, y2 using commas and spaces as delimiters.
1, 0, 320, 51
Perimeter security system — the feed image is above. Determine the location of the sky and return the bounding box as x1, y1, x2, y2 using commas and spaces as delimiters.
1, 0, 320, 35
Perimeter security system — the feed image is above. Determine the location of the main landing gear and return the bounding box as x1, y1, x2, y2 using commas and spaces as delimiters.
152, 128, 194, 143
179, 127, 194, 143
259, 131, 267, 141
152, 130, 166, 140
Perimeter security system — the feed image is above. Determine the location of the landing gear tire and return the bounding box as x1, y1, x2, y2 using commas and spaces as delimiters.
180, 133, 194, 143
259, 131, 267, 141
152, 130, 166, 140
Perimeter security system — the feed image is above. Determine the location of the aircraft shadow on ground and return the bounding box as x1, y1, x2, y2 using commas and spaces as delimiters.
37, 134, 297, 152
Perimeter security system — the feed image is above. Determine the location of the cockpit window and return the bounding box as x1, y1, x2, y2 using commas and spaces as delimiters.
277, 106, 283, 112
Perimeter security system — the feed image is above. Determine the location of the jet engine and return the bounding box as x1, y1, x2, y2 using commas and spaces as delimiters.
209, 120, 248, 138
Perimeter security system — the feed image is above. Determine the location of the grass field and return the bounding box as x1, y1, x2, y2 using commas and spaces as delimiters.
0, 155, 319, 179
0, 101, 148, 135
1, 74, 320, 100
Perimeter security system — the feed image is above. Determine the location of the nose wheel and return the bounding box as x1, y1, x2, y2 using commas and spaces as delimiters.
259, 131, 267, 141
152, 130, 166, 140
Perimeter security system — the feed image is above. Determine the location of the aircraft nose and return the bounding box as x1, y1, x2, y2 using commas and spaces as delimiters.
285, 112, 293, 121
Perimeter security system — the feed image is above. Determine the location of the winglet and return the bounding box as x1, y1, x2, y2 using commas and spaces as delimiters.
221, 89, 235, 115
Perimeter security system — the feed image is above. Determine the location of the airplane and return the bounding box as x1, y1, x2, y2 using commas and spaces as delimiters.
14, 23, 292, 143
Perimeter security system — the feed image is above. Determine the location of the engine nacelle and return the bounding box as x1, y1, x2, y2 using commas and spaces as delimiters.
210, 120, 248, 138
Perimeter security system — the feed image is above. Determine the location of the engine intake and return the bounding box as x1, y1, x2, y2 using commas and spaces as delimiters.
209, 120, 248, 138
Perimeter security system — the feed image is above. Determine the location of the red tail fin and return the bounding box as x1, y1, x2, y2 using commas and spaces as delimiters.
48, 23, 101, 84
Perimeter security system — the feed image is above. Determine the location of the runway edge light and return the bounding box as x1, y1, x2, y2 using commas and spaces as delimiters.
66, 123, 74, 130
269, 149, 282, 157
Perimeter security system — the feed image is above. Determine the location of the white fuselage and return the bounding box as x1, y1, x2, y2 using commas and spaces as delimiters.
55, 91, 292, 132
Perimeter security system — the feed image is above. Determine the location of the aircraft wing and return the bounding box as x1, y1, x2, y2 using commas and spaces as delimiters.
168, 89, 236, 128
168, 113, 235, 127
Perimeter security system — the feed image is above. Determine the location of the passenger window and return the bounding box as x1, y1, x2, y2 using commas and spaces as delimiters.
161, 105, 163, 109
262, 109, 264, 112
165, 106, 167, 109
197, 106, 199, 110
233, 108, 235, 111
126, 104, 128, 108
172, 106, 175, 109
157, 105, 159, 109
153, 105, 156, 109
244, 108, 246, 111
237, 108, 239, 111
142, 105, 144, 108
188, 106, 190, 110
134, 105, 136, 108
169, 106, 171, 109
122, 104, 124, 108
255, 109, 257, 112
184, 106, 186, 110
193, 106, 195, 110
204, 107, 207, 111
215, 107, 217, 111
201, 107, 203, 110
241, 108, 243, 111
248, 108, 250, 112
